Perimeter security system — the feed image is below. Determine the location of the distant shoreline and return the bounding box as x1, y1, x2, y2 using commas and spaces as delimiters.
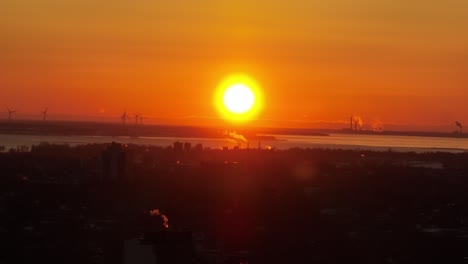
0, 120, 466, 140
0, 120, 329, 140
334, 129, 468, 139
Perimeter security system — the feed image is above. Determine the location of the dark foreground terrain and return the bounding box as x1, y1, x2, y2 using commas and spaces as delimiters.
0, 142, 467, 263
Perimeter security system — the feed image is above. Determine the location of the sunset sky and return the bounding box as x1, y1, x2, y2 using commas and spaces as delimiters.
2, 0, 468, 131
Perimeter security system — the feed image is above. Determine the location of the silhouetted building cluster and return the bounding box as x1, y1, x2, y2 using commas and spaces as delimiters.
173, 141, 198, 152
0, 144, 467, 263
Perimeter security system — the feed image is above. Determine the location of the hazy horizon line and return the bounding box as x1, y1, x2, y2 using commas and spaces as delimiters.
0, 112, 462, 134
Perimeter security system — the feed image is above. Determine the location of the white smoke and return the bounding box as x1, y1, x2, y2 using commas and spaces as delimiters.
371, 119, 384, 132
223, 130, 248, 147
149, 209, 169, 229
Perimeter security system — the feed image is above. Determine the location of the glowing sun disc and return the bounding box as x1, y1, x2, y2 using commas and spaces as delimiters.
214, 74, 264, 122
223, 84, 255, 114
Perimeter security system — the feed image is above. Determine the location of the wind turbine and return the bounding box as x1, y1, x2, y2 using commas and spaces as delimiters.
41, 107, 48, 121
6, 107, 16, 121
120, 110, 129, 126
139, 113, 145, 125
455, 121, 463, 134
133, 113, 140, 126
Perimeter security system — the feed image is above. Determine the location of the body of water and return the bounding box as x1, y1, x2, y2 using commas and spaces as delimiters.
1, 133, 468, 153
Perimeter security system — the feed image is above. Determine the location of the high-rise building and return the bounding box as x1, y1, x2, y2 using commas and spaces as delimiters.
124, 231, 194, 264
183, 142, 191, 151
145, 231, 194, 264
194, 144, 203, 151
173, 141, 183, 152
101, 142, 127, 182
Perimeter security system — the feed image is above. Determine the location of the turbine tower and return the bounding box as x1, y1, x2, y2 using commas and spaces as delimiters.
139, 114, 145, 125
133, 113, 140, 126
455, 121, 463, 134
41, 107, 48, 121
7, 107, 16, 121
120, 110, 129, 126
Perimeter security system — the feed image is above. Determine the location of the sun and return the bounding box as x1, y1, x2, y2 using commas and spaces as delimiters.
214, 74, 263, 122
223, 84, 255, 114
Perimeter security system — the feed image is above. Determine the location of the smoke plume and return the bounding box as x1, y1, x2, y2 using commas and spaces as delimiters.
223, 130, 248, 146
371, 119, 384, 132
149, 209, 169, 229
350, 115, 363, 130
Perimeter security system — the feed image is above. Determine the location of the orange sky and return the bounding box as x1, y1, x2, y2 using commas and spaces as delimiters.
2, 0, 468, 131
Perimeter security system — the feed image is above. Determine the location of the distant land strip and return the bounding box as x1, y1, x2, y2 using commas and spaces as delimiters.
0, 120, 467, 140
